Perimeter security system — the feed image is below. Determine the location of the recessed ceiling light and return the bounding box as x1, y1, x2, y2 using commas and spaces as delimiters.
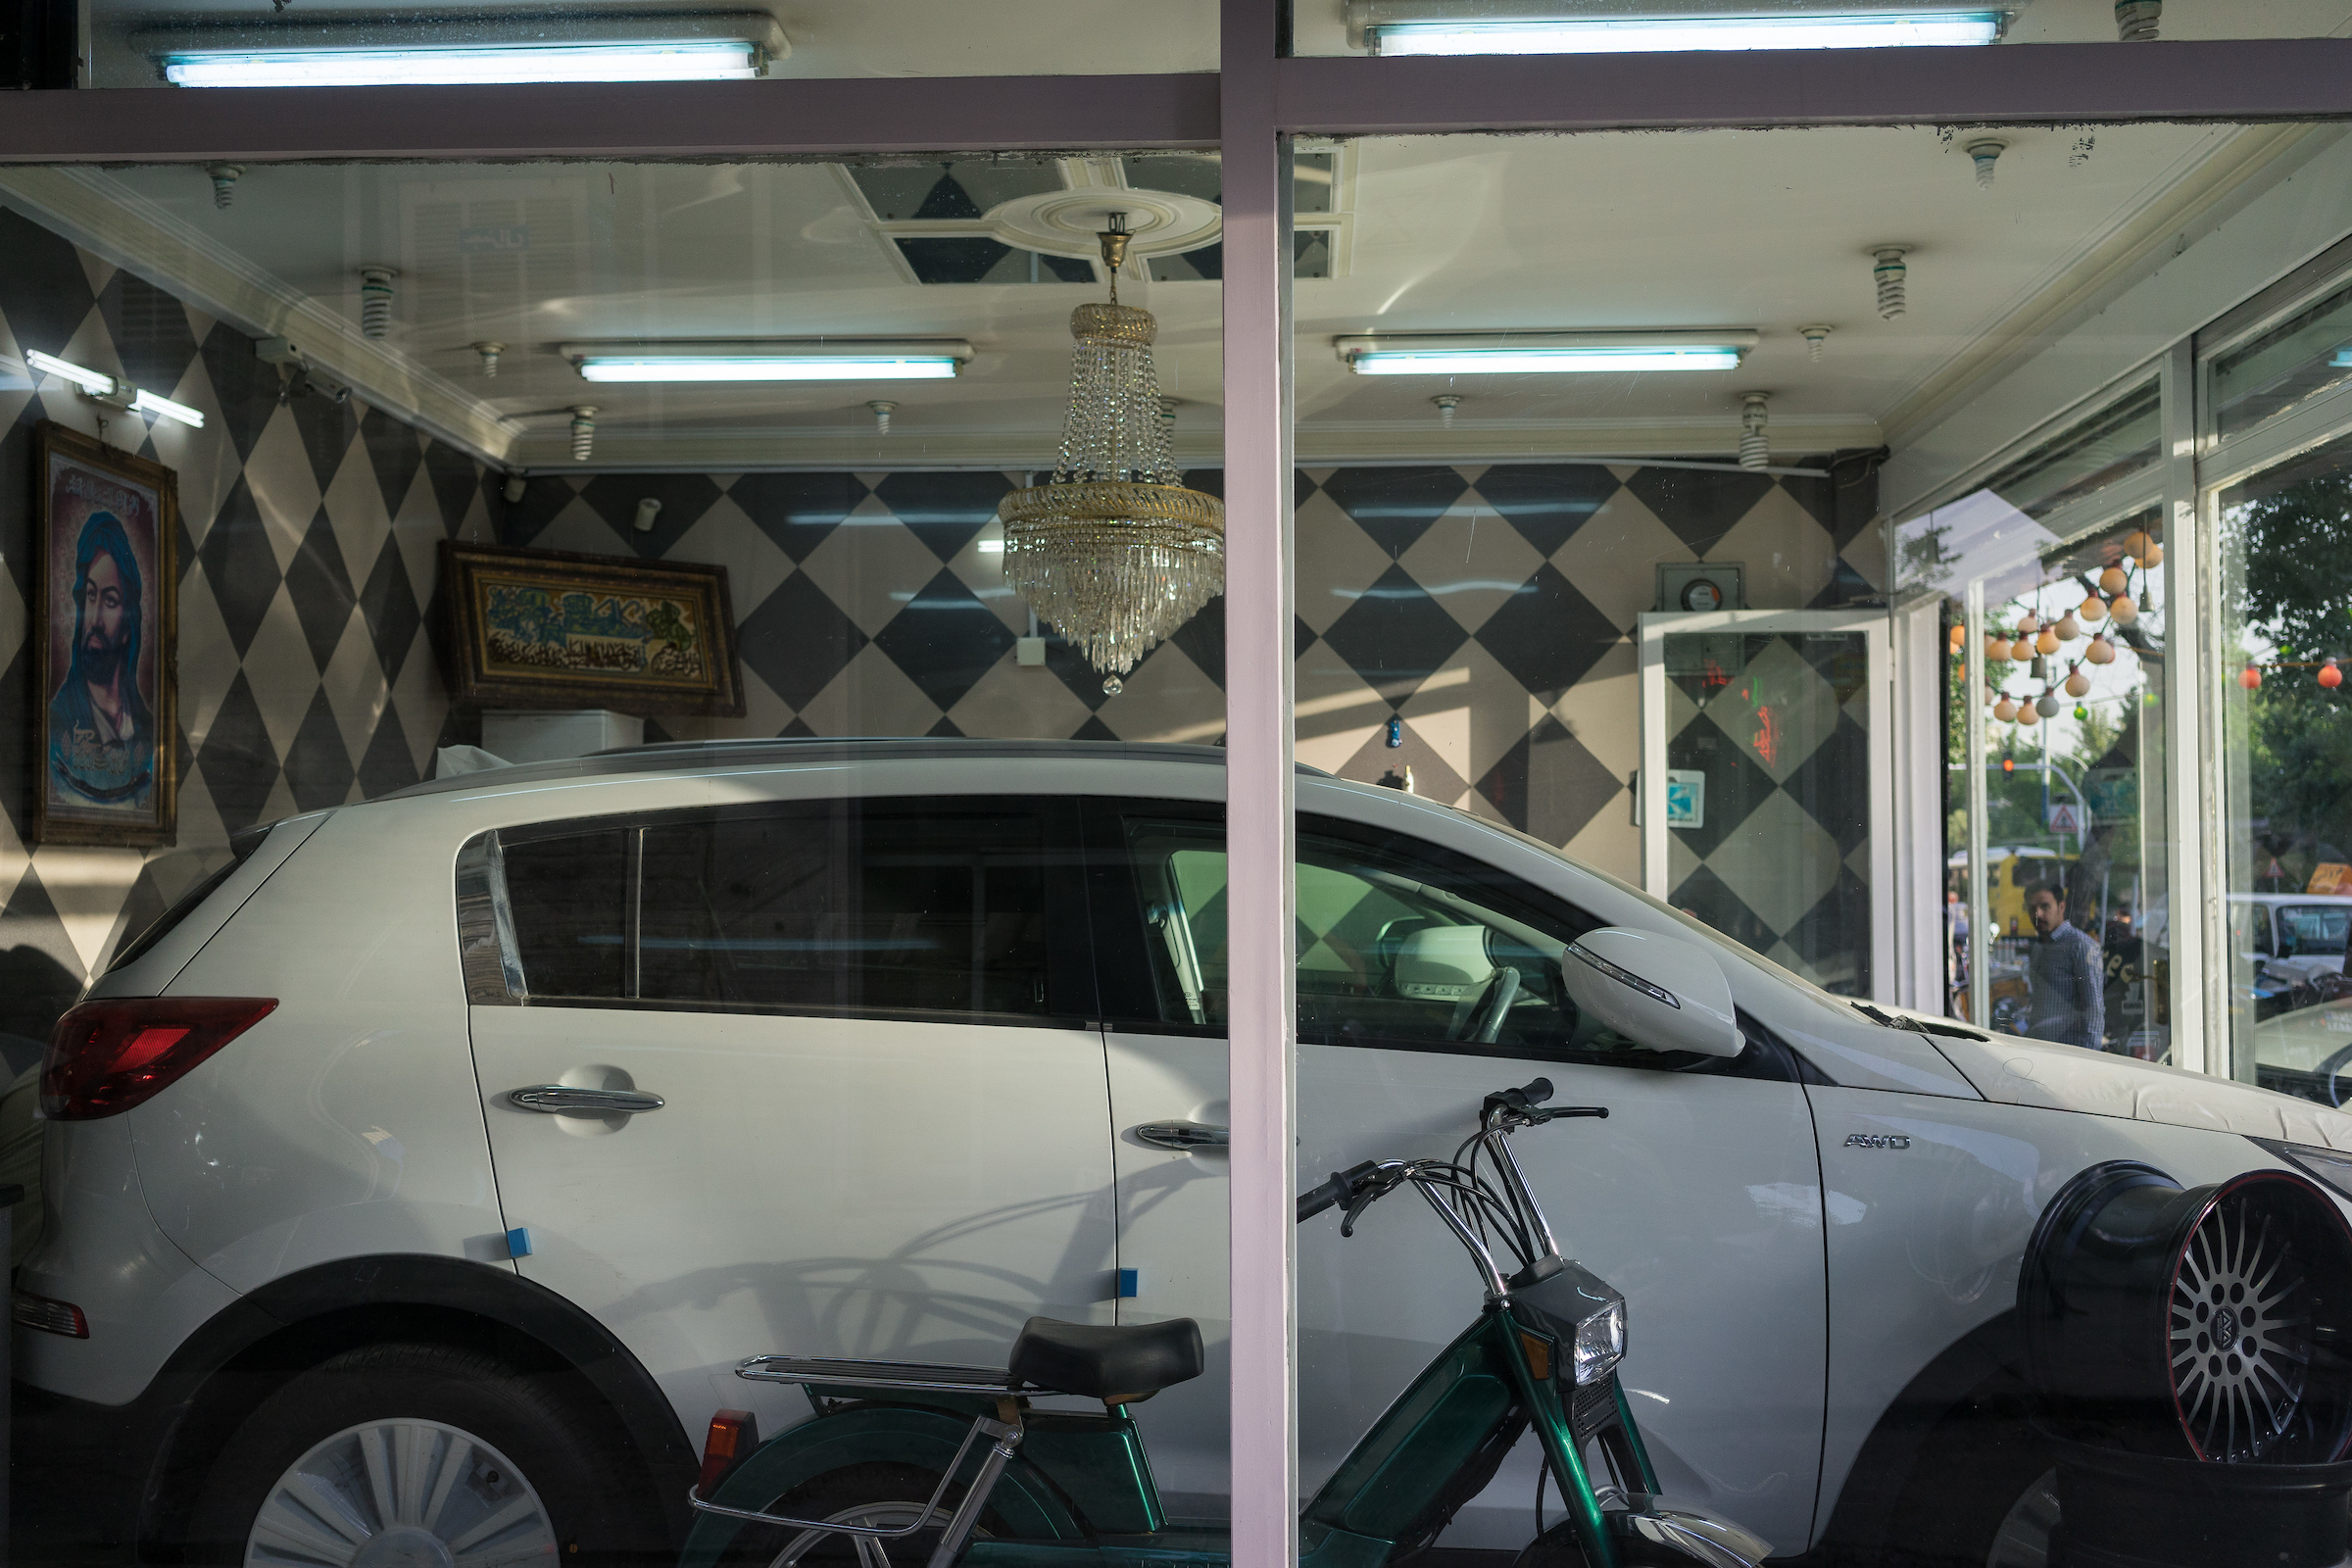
1349, 2, 2005, 54
142, 10, 786, 87
1336, 331, 1756, 374
562, 340, 974, 383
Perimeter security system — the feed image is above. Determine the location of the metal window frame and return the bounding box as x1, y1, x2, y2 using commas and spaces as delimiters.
11, 24, 2352, 1568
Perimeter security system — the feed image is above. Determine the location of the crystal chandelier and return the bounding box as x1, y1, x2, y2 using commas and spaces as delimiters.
1001, 220, 1224, 693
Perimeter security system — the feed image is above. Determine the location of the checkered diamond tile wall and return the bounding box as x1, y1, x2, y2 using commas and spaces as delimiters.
0, 208, 497, 1065
0, 204, 1885, 1054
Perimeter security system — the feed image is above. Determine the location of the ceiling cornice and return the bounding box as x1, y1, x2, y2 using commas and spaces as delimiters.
0, 165, 520, 466
1880, 122, 2337, 448
502, 415, 1884, 471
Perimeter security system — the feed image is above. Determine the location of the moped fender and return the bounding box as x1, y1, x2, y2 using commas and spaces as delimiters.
679, 1402, 1087, 1568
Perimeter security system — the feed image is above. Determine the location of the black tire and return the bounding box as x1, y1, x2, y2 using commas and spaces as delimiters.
183, 1341, 666, 1567
714, 1460, 1009, 1568
1876, 1394, 2061, 1568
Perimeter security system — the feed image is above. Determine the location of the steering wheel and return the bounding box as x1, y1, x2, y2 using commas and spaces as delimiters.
1452, 966, 1522, 1044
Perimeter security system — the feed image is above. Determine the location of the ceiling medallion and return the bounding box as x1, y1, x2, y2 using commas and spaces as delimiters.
1000, 219, 1225, 694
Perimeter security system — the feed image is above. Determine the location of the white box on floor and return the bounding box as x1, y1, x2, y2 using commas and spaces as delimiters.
481, 709, 645, 764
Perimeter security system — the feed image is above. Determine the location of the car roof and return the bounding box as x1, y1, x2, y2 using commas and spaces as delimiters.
376, 736, 1330, 804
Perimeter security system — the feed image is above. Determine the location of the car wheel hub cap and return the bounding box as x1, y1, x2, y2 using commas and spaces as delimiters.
245, 1417, 558, 1568
2170, 1197, 2313, 1461
350, 1527, 457, 1568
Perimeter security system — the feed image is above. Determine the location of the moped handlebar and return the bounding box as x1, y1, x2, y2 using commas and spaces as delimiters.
1483, 1077, 1554, 1117
1298, 1160, 1382, 1223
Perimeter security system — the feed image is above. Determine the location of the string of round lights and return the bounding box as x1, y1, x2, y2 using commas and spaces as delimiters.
1954, 528, 2166, 727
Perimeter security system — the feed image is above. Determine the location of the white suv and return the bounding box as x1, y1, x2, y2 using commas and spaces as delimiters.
20, 739, 2352, 1567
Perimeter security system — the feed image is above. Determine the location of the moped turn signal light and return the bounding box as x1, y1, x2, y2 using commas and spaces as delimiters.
1518, 1332, 1553, 1382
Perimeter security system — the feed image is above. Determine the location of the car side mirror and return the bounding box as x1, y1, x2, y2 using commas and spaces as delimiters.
1560, 927, 1742, 1058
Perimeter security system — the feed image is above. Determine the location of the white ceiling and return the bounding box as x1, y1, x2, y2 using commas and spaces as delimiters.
22, 0, 2352, 470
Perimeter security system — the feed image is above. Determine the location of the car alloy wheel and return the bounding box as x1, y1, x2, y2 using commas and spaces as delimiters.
2170, 1198, 2315, 1461
245, 1417, 559, 1568
1984, 1467, 2058, 1568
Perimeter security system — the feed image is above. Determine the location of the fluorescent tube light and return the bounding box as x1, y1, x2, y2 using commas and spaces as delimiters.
132, 390, 208, 428
563, 340, 974, 383
577, 356, 960, 383
1373, 11, 2002, 52
25, 350, 204, 428
1337, 331, 1755, 375
140, 11, 786, 88
25, 350, 117, 395
163, 39, 762, 88
1352, 347, 1742, 373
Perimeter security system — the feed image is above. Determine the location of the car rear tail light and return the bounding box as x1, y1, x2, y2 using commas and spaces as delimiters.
13, 1290, 88, 1339
42, 998, 278, 1121
697, 1408, 760, 1498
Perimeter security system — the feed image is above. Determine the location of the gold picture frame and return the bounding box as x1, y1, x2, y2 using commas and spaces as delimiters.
31, 422, 178, 848
440, 541, 745, 716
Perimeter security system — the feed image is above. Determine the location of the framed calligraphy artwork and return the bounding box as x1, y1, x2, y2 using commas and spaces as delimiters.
440, 541, 744, 715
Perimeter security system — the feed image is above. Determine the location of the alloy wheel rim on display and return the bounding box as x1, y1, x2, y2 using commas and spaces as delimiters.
2021, 1163, 2352, 1464
245, 1418, 558, 1568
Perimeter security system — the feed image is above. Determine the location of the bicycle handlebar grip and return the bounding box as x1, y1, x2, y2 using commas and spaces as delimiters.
1297, 1174, 1348, 1223
1518, 1077, 1554, 1105
1298, 1161, 1383, 1224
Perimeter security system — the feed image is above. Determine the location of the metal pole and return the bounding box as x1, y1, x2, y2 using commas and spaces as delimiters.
1967, 579, 1991, 1031
2159, 338, 2214, 1079
1222, 0, 1298, 1563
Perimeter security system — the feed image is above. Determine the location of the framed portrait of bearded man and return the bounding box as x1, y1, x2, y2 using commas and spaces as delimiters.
31, 423, 177, 847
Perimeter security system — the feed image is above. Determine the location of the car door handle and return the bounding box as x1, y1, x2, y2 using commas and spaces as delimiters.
1132, 1120, 1230, 1152
506, 1085, 665, 1115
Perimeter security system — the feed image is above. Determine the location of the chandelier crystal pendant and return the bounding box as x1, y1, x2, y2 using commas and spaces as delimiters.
1000, 220, 1225, 694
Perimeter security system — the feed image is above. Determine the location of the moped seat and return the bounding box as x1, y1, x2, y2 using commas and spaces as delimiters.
1008, 1316, 1204, 1403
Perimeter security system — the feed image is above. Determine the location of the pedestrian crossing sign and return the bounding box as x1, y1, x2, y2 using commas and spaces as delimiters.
2045, 803, 2082, 834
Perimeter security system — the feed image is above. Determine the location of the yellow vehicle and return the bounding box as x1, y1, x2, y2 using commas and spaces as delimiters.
1948, 846, 2075, 940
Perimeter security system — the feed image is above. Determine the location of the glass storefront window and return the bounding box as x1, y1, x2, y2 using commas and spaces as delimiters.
0, 143, 1227, 1564
2211, 275, 2352, 442
1971, 511, 2170, 1055
2216, 436, 2352, 1102
1898, 372, 2173, 1054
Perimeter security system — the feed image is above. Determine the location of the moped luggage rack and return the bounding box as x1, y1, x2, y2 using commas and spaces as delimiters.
688, 1354, 1055, 1545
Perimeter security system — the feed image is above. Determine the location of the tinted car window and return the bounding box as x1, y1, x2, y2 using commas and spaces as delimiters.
1092, 803, 1799, 1078
2280, 906, 2350, 957
1117, 814, 1598, 1056
637, 801, 1057, 1020
502, 829, 629, 999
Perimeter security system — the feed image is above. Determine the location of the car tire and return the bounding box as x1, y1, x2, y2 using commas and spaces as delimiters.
1877, 1398, 2060, 1568
183, 1340, 665, 1567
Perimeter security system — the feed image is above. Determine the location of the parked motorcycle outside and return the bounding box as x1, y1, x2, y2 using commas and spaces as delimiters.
678, 1077, 1773, 1568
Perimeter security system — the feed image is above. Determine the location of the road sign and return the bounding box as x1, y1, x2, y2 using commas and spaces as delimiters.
2045, 802, 2082, 834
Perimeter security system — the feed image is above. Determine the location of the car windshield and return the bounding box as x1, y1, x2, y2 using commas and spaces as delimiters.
2280, 906, 2352, 957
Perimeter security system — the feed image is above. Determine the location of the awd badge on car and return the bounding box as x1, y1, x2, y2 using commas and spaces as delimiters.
1844, 1133, 1912, 1150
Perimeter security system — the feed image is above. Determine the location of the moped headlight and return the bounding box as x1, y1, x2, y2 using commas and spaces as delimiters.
1572, 1298, 1627, 1386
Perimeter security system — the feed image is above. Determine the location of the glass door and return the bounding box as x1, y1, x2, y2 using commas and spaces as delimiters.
1639, 610, 1893, 1001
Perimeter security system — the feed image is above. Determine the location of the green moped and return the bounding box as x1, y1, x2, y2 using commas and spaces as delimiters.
680, 1078, 1771, 1568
